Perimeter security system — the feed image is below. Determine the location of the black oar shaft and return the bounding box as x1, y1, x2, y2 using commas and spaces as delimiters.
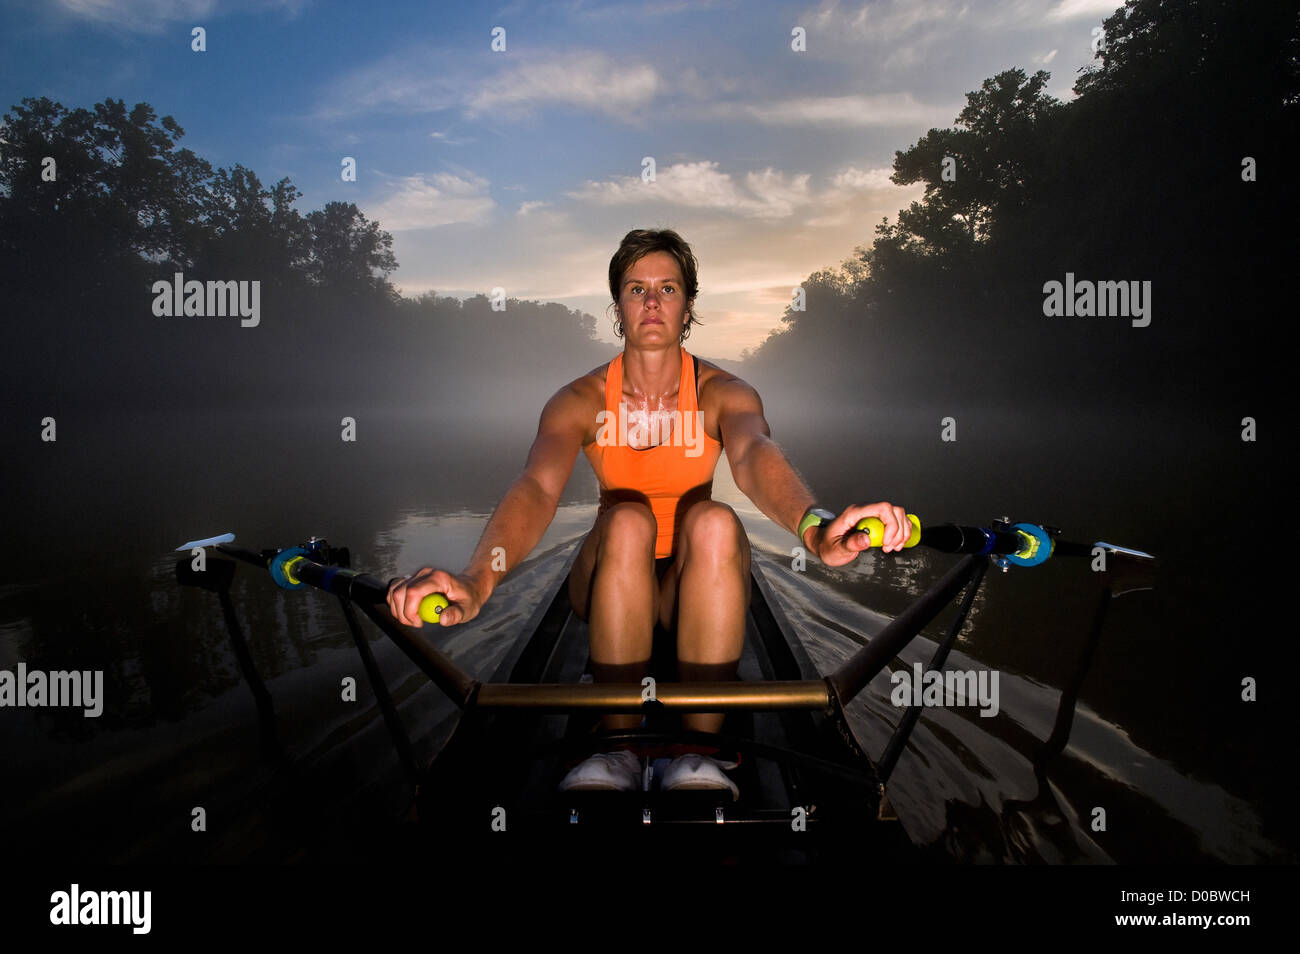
875, 557, 988, 784
919, 524, 1021, 555
355, 600, 479, 707
827, 554, 984, 707
337, 595, 421, 787
217, 544, 479, 708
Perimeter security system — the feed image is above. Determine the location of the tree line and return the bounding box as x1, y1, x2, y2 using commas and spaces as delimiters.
743, 0, 1297, 413
0, 97, 610, 416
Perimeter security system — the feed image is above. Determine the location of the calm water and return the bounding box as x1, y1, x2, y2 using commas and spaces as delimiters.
0, 401, 1292, 863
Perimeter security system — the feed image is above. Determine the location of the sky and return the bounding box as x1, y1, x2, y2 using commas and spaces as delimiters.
0, 0, 1123, 359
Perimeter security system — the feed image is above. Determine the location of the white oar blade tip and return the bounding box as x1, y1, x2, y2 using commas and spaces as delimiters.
1095, 541, 1156, 562
175, 532, 236, 551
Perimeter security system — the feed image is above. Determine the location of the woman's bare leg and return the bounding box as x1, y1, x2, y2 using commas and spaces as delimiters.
658, 501, 750, 734
568, 502, 658, 731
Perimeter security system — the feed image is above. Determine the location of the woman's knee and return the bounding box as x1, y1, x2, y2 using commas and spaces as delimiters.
679, 501, 746, 556
596, 501, 658, 556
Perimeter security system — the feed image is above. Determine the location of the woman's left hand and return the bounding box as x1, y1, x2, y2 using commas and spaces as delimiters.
810, 502, 911, 567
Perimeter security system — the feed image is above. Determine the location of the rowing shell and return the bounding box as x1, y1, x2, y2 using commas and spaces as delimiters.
405, 546, 917, 865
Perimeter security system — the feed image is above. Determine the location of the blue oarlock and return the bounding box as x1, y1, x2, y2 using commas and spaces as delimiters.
269, 547, 309, 589
1005, 523, 1054, 567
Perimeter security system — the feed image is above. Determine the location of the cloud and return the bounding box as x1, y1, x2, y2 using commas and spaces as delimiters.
52, 0, 214, 31
311, 46, 662, 123
809, 0, 970, 42
464, 51, 660, 120
561, 0, 731, 20
807, 0, 1120, 42
429, 130, 473, 145
1046, 0, 1123, 21
365, 169, 496, 231
829, 166, 897, 191
809, 164, 917, 226
728, 92, 955, 129
49, 0, 306, 33
565, 159, 910, 226
567, 160, 812, 220
308, 46, 469, 121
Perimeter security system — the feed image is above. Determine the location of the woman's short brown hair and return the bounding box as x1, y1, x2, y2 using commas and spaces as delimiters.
607, 228, 702, 340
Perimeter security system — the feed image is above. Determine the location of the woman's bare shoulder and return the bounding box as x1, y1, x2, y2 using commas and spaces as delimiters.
697, 357, 760, 403
576, 361, 610, 398
541, 363, 609, 427
695, 356, 730, 385
549, 362, 607, 395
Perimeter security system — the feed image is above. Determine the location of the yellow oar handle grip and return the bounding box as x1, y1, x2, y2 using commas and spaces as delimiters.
853, 514, 922, 548
418, 593, 450, 624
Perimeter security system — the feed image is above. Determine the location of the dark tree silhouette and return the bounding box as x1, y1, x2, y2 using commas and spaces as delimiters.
0, 97, 212, 289
198, 165, 312, 278
0, 96, 399, 302
303, 201, 399, 300
0, 95, 608, 416
889, 70, 1064, 255
744, 0, 1295, 411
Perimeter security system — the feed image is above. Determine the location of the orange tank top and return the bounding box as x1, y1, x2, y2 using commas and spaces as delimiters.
583, 346, 724, 559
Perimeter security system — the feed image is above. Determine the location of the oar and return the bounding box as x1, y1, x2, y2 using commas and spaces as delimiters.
177, 533, 424, 790
828, 513, 1156, 711
844, 512, 1156, 813
176, 531, 236, 550
174, 546, 284, 760
176, 532, 451, 621
176, 533, 475, 706
853, 513, 1155, 570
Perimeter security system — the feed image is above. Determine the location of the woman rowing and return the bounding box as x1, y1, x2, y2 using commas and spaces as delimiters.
387, 228, 912, 797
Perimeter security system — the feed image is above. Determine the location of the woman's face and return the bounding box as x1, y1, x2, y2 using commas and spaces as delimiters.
618, 250, 691, 345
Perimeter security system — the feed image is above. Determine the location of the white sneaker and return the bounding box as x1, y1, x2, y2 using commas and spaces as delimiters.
558, 750, 642, 792
661, 753, 740, 800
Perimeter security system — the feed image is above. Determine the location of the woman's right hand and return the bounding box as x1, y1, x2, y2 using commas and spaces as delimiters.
386, 567, 487, 628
